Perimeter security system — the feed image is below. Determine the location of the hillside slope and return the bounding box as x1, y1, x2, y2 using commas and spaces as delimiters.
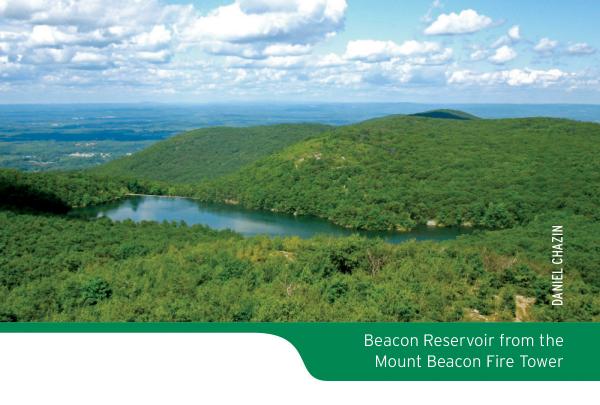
91, 123, 330, 183
0, 168, 130, 211
194, 115, 600, 230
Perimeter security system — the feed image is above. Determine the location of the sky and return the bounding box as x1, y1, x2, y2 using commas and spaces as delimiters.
0, 0, 599, 104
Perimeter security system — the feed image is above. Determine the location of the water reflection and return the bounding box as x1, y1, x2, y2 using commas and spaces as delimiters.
71, 195, 473, 243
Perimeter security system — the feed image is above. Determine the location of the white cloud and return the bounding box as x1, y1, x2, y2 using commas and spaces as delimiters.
470, 48, 487, 61
0, 0, 596, 100
343, 39, 450, 64
238, 0, 306, 14
0, 0, 194, 74
490, 36, 508, 49
135, 50, 171, 63
0, 0, 350, 83
315, 53, 346, 67
393, 40, 442, 55
534, 37, 558, 53
424, 9, 492, 35
567, 42, 595, 55
28, 25, 79, 47
182, 0, 347, 58
422, 0, 443, 23
229, 54, 307, 69
423, 47, 453, 64
315, 71, 361, 86
24, 46, 72, 64
201, 41, 262, 59
71, 51, 107, 63
131, 25, 172, 50
492, 25, 520, 48
448, 68, 568, 87
489, 45, 517, 64
0, 0, 186, 30
263, 43, 312, 57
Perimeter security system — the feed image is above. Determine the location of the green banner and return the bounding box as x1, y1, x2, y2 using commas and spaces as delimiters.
1, 323, 598, 381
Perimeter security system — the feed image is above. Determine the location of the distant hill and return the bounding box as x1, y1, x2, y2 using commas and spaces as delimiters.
91, 112, 600, 232
91, 124, 330, 183
410, 109, 480, 120
191, 115, 600, 230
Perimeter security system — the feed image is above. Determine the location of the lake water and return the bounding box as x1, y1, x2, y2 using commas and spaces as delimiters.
71, 195, 473, 243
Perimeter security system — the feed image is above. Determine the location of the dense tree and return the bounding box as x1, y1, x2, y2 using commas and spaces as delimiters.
1, 113, 599, 322
0, 169, 131, 210
91, 124, 330, 183
186, 116, 600, 231
0, 208, 597, 322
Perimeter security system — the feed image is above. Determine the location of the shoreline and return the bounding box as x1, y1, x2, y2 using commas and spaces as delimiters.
118, 193, 480, 235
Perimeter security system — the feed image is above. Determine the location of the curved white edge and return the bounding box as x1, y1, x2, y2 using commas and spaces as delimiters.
0, 333, 598, 405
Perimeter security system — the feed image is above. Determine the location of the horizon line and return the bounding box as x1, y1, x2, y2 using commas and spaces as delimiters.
1, 101, 600, 107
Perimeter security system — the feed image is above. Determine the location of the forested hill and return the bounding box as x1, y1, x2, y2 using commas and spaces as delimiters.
1, 111, 600, 322
410, 109, 480, 120
89, 111, 600, 232
91, 123, 330, 183
193, 115, 600, 230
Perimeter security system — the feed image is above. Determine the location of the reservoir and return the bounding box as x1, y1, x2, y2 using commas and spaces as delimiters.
70, 195, 473, 243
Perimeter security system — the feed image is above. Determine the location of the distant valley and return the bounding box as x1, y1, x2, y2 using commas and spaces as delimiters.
2, 103, 600, 172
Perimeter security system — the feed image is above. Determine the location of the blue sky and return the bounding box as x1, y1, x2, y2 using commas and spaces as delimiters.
1, 0, 599, 103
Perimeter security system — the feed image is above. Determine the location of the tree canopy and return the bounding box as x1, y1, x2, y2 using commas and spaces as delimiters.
1, 112, 599, 322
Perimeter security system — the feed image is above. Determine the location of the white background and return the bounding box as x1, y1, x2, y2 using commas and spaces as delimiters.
1, 333, 598, 404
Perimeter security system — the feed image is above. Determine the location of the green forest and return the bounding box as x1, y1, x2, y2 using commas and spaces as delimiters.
92, 124, 330, 183
1, 111, 599, 322
191, 115, 600, 231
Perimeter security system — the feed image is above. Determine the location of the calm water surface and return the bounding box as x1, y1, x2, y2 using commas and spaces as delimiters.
71, 195, 473, 243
